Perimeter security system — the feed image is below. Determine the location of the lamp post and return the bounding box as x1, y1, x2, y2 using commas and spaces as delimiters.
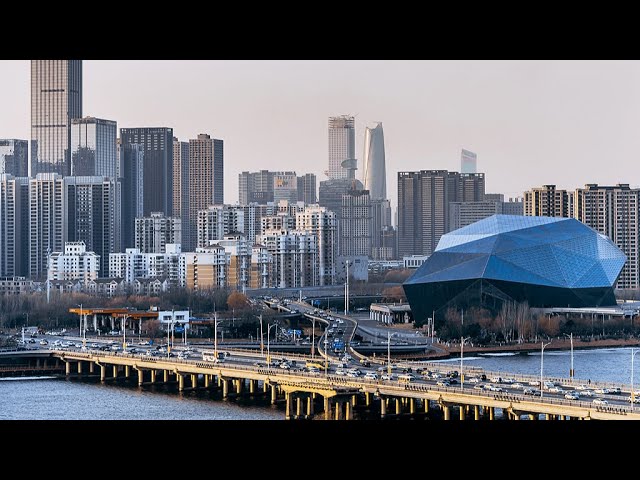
387, 331, 395, 376
311, 318, 316, 360
267, 323, 276, 365
214, 312, 222, 362
540, 341, 552, 398
631, 348, 640, 409
323, 335, 328, 377
344, 260, 350, 315
259, 314, 264, 355
563, 333, 574, 380
460, 336, 471, 391
122, 314, 129, 351
77, 304, 85, 347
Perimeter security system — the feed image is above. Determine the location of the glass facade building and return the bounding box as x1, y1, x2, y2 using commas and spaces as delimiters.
70, 117, 117, 177
0, 140, 29, 177
31, 60, 82, 177
403, 215, 626, 325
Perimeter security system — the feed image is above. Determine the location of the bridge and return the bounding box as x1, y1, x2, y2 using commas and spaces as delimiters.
2, 347, 638, 420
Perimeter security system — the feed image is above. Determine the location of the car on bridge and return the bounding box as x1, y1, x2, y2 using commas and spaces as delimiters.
564, 392, 580, 400
593, 398, 609, 405
523, 388, 541, 396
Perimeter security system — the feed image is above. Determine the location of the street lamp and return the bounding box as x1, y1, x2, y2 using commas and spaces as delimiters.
563, 333, 574, 380
540, 341, 552, 399
460, 336, 471, 391
387, 331, 396, 376
311, 317, 316, 360
344, 260, 351, 315
214, 312, 222, 362
259, 314, 264, 355
267, 323, 276, 365
76, 303, 85, 347
631, 348, 640, 409
122, 314, 129, 351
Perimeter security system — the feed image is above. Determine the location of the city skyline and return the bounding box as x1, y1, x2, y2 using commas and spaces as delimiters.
3, 60, 640, 212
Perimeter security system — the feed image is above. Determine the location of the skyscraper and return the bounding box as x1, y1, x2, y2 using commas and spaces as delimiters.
70, 117, 117, 177
65, 176, 121, 275
273, 171, 298, 204
135, 212, 181, 254
172, 137, 189, 251
120, 127, 173, 216
0, 140, 29, 177
297, 173, 317, 204
363, 123, 386, 200
30, 60, 82, 177
296, 206, 336, 286
118, 141, 144, 249
185, 134, 224, 251
524, 185, 571, 217
340, 189, 372, 256
460, 148, 477, 174
327, 115, 355, 180
0, 174, 29, 277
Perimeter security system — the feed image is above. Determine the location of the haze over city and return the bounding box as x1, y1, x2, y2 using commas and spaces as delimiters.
2, 60, 640, 211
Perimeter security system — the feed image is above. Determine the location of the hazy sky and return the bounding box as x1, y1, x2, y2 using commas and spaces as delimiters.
2, 60, 640, 212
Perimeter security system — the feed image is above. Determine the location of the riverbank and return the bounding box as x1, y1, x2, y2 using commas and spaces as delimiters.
443, 337, 640, 356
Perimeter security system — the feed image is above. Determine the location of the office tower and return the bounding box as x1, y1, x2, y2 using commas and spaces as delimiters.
502, 198, 524, 215
118, 141, 144, 249
48, 241, 99, 282
373, 226, 397, 260
30, 60, 82, 177
239, 170, 274, 205
273, 171, 298, 204
327, 115, 356, 180
371, 198, 392, 253
449, 197, 524, 231
296, 205, 336, 286
574, 184, 640, 289
120, 127, 173, 216
0, 175, 29, 277
65, 176, 121, 276
258, 229, 318, 288
524, 185, 571, 217
363, 123, 386, 200
0, 140, 29, 177
484, 193, 504, 202
340, 189, 372, 256
297, 173, 317, 204
135, 212, 181, 254
461, 148, 477, 174
318, 178, 363, 220
29, 173, 66, 279
70, 117, 117, 177
183, 133, 224, 251
172, 138, 189, 238
397, 170, 485, 257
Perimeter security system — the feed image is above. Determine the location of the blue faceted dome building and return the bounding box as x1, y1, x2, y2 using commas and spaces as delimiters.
403, 215, 626, 325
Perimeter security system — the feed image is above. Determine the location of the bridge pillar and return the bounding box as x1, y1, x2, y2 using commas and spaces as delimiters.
285, 393, 292, 420
558, 415, 565, 421
249, 380, 256, 394
474, 405, 480, 421
77, 361, 83, 374
100, 365, 106, 382
35, 358, 41, 367
335, 401, 341, 420
178, 374, 185, 392
271, 385, 277, 404
138, 369, 144, 386
365, 392, 371, 407
204, 374, 209, 388
191, 374, 197, 389
459, 406, 466, 421
410, 398, 416, 415
488, 407, 494, 420
125, 365, 130, 378
351, 394, 357, 406
43, 359, 48, 368
222, 379, 229, 399
396, 398, 402, 415
442, 405, 451, 421
164, 370, 169, 383
113, 365, 118, 378
218, 376, 222, 387
296, 396, 302, 418
324, 397, 331, 420
512, 411, 520, 420
307, 396, 314, 416
263, 380, 268, 393
151, 370, 156, 384
545, 413, 551, 420
424, 399, 430, 413
89, 361, 94, 374
65, 361, 71, 376
529, 414, 537, 420
345, 400, 353, 420
380, 397, 387, 418
235, 379, 242, 395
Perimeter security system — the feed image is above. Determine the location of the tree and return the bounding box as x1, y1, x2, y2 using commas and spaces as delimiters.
227, 291, 249, 311
144, 319, 162, 340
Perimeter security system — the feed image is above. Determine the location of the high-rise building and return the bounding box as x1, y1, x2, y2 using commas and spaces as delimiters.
297, 173, 317, 204
119, 127, 173, 216
296, 205, 336, 285
524, 185, 571, 217
183, 133, 224, 251
70, 117, 117, 177
0, 140, 29, 177
461, 149, 477, 174
30, 60, 82, 177
135, 212, 181, 254
327, 115, 356, 180
29, 173, 66, 279
371, 198, 392, 256
209, 234, 271, 291
118, 141, 144, 249
318, 178, 363, 220
48, 241, 99, 283
273, 171, 298, 204
450, 198, 524, 230
184, 246, 228, 291
172, 138, 189, 241
65, 176, 121, 276
110, 244, 184, 288
363, 123, 386, 200
197, 205, 247, 248
574, 183, 639, 289
502, 198, 524, 215
397, 170, 485, 257
373, 226, 397, 260
0, 175, 29, 277
239, 170, 274, 205
340, 189, 372, 257
259, 229, 318, 288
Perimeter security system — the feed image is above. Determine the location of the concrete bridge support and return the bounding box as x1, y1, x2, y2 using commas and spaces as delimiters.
307, 396, 314, 417
113, 365, 118, 378
380, 397, 387, 418
65, 361, 71, 376
191, 374, 197, 389
365, 392, 371, 407
163, 370, 169, 383
271, 385, 277, 405
235, 379, 242, 395
424, 399, 430, 414
459, 405, 466, 421
474, 405, 480, 420
204, 374, 210, 388
335, 401, 341, 420
150, 370, 157, 384
263, 381, 269, 394
529, 414, 537, 420
222, 379, 229, 399
442, 404, 451, 421
296, 396, 302, 418
324, 397, 331, 420
285, 393, 293, 420
396, 398, 402, 415
178, 374, 185, 392
345, 400, 353, 420
124, 365, 131, 378
488, 407, 495, 420
100, 365, 106, 382
138, 369, 144, 386
249, 380, 256, 394
77, 361, 83, 375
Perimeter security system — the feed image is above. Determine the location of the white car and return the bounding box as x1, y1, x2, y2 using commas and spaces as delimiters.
581, 390, 595, 397
335, 369, 346, 376
364, 372, 378, 380
381, 374, 394, 381
467, 377, 480, 383
575, 384, 589, 390
593, 398, 608, 405
511, 383, 524, 389
548, 387, 564, 394
565, 392, 580, 400
594, 388, 609, 394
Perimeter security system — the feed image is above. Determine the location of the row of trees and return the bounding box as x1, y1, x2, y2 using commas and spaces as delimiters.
436, 301, 638, 344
